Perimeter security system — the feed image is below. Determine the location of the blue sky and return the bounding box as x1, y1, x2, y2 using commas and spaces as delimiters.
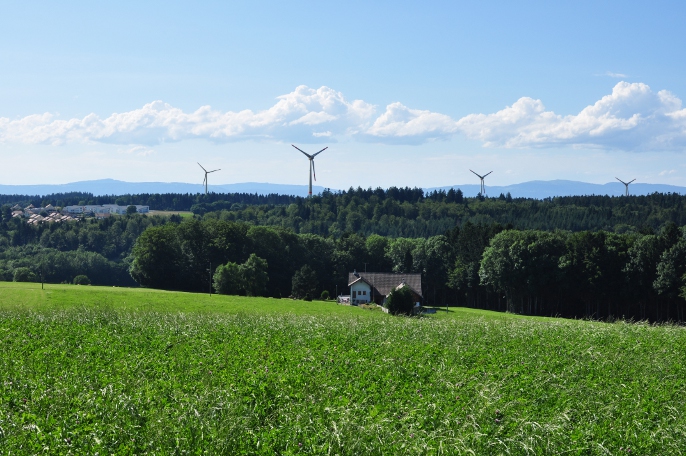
2, 1, 686, 189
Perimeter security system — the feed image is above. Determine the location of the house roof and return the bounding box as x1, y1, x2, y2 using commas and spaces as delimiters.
348, 272, 422, 298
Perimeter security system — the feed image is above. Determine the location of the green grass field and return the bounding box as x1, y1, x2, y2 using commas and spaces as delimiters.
1, 282, 685, 454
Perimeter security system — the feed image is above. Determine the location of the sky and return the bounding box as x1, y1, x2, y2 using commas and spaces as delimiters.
2, 1, 686, 190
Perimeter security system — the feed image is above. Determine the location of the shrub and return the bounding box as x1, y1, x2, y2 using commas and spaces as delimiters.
385, 285, 415, 316
320, 290, 330, 300
13, 267, 38, 283
240, 254, 269, 297
292, 265, 318, 300
213, 255, 269, 297
73, 275, 91, 285
0, 267, 12, 282
213, 262, 242, 295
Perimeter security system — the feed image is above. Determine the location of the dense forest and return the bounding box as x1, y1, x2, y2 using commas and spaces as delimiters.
3, 188, 686, 321
5, 187, 686, 236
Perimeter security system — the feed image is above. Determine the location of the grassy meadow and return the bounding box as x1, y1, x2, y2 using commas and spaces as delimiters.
0, 282, 685, 454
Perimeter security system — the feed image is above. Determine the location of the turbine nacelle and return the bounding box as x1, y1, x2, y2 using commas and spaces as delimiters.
616, 177, 636, 196
198, 162, 220, 195
292, 145, 328, 196
470, 169, 493, 195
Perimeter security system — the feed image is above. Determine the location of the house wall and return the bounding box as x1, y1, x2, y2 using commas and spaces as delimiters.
350, 282, 371, 305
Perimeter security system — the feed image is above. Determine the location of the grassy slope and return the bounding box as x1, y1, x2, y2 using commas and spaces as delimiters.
0, 282, 684, 454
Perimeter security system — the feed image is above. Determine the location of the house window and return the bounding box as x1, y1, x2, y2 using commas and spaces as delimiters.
353, 291, 357, 298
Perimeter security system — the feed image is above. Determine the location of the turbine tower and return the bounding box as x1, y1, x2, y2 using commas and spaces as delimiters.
197, 162, 220, 195
616, 177, 636, 196
470, 169, 493, 196
292, 144, 328, 197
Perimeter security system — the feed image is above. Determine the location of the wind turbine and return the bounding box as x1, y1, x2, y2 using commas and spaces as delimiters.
470, 169, 493, 196
616, 177, 636, 196
292, 144, 328, 197
197, 162, 220, 195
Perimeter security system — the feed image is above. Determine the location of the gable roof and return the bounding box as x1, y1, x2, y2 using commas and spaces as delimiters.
348, 272, 422, 298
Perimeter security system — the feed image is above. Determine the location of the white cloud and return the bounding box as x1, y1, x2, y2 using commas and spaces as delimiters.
602, 71, 629, 78
121, 145, 154, 156
0, 86, 376, 146
660, 169, 677, 176
456, 82, 686, 150
365, 102, 459, 142
2, 82, 686, 151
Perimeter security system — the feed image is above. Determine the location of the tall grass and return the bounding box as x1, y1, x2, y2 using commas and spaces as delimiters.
1, 306, 685, 454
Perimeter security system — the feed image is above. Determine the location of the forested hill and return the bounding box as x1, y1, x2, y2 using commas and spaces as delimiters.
199, 189, 686, 237
3, 187, 686, 236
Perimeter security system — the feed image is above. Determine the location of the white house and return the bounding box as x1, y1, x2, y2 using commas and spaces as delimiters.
108, 205, 150, 214
64, 205, 84, 214
347, 271, 423, 306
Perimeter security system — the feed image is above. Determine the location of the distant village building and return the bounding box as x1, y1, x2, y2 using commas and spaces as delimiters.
346, 271, 422, 307
15, 203, 150, 224
63, 204, 149, 216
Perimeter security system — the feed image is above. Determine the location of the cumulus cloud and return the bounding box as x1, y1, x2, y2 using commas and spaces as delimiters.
456, 82, 686, 150
365, 102, 459, 143
0, 86, 376, 146
2, 82, 686, 150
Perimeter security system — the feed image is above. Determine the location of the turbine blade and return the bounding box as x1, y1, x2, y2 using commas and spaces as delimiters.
198, 162, 207, 172
628, 179, 636, 184
312, 159, 316, 181
484, 171, 493, 178
292, 144, 312, 158
469, 169, 480, 178
208, 169, 220, 173
202, 175, 206, 185
312, 146, 328, 157
615, 177, 627, 185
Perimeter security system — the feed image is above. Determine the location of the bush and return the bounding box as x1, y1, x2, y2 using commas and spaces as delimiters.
213, 255, 269, 297
292, 265, 318, 300
241, 254, 269, 297
320, 290, 330, 301
385, 285, 415, 316
73, 275, 91, 285
0, 267, 12, 282
213, 262, 242, 295
13, 267, 38, 283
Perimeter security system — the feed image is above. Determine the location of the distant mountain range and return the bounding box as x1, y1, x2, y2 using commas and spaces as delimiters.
0, 178, 685, 199
427, 180, 686, 198
0, 179, 327, 198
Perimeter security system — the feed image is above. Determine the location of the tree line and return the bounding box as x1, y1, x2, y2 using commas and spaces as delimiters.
5, 188, 686, 237
4, 190, 686, 321
201, 189, 686, 237
0, 209, 169, 285
129, 217, 686, 322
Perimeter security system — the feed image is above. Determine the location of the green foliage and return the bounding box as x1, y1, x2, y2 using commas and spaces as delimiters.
13, 266, 37, 282
385, 285, 415, 315
320, 290, 330, 300
73, 274, 91, 285
212, 261, 242, 295
130, 224, 184, 289
240, 253, 269, 297
291, 265, 318, 299
126, 205, 138, 215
